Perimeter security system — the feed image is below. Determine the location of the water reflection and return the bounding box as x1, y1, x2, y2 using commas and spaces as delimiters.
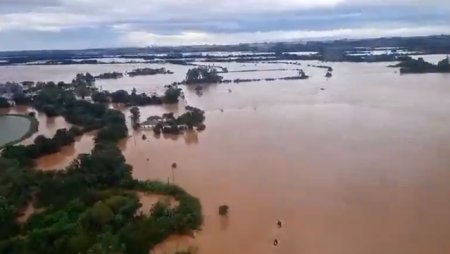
184, 130, 199, 145
219, 216, 229, 231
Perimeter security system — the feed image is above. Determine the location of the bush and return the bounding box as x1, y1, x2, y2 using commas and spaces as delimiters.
219, 205, 229, 216
185, 67, 223, 84
0, 97, 11, 108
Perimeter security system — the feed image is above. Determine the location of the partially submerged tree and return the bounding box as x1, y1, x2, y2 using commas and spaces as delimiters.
130, 106, 141, 130
185, 67, 223, 84
0, 97, 10, 108
219, 205, 229, 216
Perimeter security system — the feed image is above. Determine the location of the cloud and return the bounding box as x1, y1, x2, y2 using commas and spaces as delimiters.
121, 25, 450, 46
0, 12, 100, 32
0, 0, 449, 50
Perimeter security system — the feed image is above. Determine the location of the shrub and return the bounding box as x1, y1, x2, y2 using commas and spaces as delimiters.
218, 205, 229, 216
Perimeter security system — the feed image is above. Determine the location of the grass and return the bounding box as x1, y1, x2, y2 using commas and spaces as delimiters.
0, 114, 39, 149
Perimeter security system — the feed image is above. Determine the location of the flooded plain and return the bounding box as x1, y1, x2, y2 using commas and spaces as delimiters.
2, 58, 450, 254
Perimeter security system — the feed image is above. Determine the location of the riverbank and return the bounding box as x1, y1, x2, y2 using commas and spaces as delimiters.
0, 114, 39, 149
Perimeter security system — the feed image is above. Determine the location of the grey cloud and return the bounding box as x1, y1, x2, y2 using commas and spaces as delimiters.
0, 0, 449, 49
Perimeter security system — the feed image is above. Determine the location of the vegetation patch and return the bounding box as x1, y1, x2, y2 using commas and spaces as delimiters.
0, 75, 203, 254
94, 72, 124, 80
393, 56, 450, 74
128, 68, 173, 77
218, 205, 229, 216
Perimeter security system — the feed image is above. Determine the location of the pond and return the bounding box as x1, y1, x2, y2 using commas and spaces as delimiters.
0, 114, 35, 147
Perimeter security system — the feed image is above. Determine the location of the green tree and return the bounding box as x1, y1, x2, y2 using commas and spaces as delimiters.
437, 57, 450, 72
218, 205, 229, 216
92, 92, 110, 103
164, 86, 182, 104
75, 85, 91, 100
185, 67, 223, 84
129, 107, 140, 130
80, 202, 114, 232
111, 90, 130, 104
0, 97, 10, 108
0, 196, 19, 240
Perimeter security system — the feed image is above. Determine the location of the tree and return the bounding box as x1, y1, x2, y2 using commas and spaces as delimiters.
80, 202, 114, 232
128, 68, 171, 77
42, 105, 59, 117
0, 97, 10, 108
91, 92, 110, 104
437, 57, 450, 72
219, 205, 229, 216
110, 90, 130, 104
75, 85, 91, 100
0, 196, 19, 239
57, 81, 66, 88
177, 106, 205, 128
129, 107, 140, 130
185, 67, 223, 84
95, 72, 123, 80
12, 93, 32, 105
397, 57, 450, 74
0, 75, 203, 253
164, 86, 182, 104
73, 73, 95, 87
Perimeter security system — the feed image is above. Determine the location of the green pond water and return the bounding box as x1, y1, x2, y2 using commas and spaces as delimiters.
0, 115, 32, 147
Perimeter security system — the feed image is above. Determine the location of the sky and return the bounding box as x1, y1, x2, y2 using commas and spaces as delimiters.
0, 0, 449, 51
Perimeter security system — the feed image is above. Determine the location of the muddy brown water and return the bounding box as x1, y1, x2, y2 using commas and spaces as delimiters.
2, 59, 450, 254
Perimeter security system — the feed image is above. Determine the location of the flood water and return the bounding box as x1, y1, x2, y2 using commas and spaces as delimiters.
2, 58, 450, 254
0, 114, 32, 146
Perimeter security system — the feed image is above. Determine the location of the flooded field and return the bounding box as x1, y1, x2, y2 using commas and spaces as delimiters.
2, 58, 450, 254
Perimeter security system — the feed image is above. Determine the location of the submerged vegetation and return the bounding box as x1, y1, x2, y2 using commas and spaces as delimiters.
142, 106, 206, 135
130, 106, 141, 130
218, 205, 229, 216
94, 72, 124, 80
394, 56, 450, 74
185, 66, 223, 84
0, 74, 203, 254
281, 69, 309, 80
92, 85, 182, 106
128, 68, 173, 77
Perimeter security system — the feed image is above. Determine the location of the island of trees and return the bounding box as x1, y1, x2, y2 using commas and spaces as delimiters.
141, 106, 206, 135
127, 68, 173, 77
281, 69, 309, 80
0, 71, 184, 111
94, 72, 124, 80
185, 66, 223, 84
92, 85, 182, 106
393, 56, 450, 74
183, 66, 312, 85
0, 75, 203, 254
